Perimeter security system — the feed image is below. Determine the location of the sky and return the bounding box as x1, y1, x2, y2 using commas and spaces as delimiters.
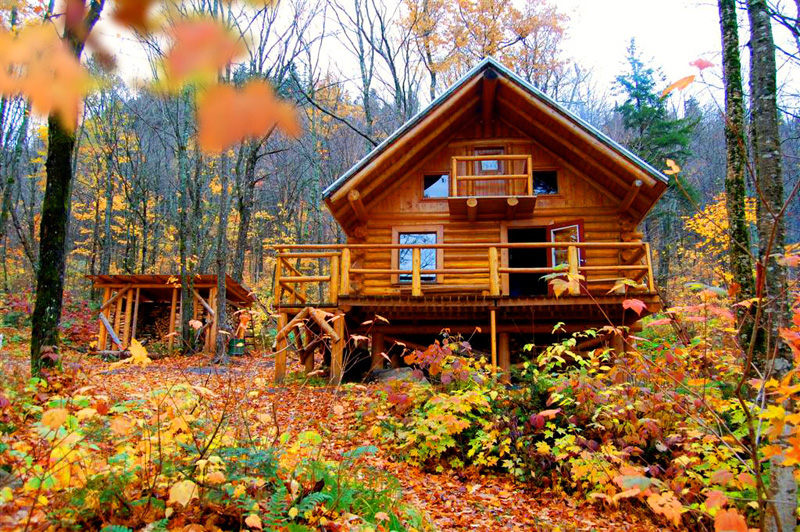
97, 0, 797, 110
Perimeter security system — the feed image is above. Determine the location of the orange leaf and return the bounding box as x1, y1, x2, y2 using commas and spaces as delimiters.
41, 408, 69, 431
715, 508, 748, 532
111, 0, 158, 31
662, 75, 695, 97
646, 491, 682, 526
245, 513, 262, 530
705, 489, 728, 510
163, 19, 242, 87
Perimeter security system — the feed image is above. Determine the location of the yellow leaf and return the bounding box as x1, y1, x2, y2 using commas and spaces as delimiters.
41, 408, 69, 431
168, 479, 199, 507
129, 338, 151, 367
110, 416, 134, 436
76, 407, 97, 421
288, 507, 298, 518
206, 471, 226, 484
245, 513, 262, 529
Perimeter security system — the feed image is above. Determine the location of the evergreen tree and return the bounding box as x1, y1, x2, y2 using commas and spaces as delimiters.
613, 39, 698, 294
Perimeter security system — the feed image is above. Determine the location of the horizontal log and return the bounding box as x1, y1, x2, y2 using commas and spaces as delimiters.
273, 242, 646, 250
455, 174, 529, 181
453, 154, 531, 161
280, 275, 331, 283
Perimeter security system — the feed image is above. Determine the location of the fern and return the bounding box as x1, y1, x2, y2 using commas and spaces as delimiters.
100, 526, 132, 532
296, 491, 330, 515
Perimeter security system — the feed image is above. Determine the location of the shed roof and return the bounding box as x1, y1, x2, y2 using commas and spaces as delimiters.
87, 274, 254, 307
322, 57, 669, 231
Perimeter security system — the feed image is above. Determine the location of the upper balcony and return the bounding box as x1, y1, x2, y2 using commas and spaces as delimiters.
448, 154, 537, 220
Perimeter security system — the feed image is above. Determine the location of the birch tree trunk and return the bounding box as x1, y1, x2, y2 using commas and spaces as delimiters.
747, 1, 795, 530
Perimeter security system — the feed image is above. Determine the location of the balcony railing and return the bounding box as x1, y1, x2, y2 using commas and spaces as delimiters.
450, 155, 533, 197
272, 242, 656, 308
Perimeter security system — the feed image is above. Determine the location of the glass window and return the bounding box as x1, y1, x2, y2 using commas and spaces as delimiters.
423, 174, 449, 198
550, 224, 579, 266
398, 233, 437, 283
532, 171, 558, 195
475, 147, 504, 174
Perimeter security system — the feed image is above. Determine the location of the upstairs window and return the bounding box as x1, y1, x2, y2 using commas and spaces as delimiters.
398, 232, 438, 283
475, 146, 504, 174
423, 174, 449, 198
532, 170, 558, 195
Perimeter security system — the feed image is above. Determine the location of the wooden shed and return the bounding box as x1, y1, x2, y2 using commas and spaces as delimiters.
272, 57, 667, 383
88, 274, 254, 355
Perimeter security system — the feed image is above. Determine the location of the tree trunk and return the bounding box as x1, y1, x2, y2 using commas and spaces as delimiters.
748, 1, 795, 530
232, 145, 258, 283
214, 154, 230, 363
30, 116, 77, 375
718, 0, 755, 302
100, 151, 113, 274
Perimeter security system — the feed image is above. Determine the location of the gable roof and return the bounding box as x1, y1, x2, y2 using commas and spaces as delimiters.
323, 57, 669, 230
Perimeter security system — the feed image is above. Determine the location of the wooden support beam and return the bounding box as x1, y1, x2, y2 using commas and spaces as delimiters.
488, 247, 500, 296
310, 308, 341, 342
329, 255, 340, 304
644, 243, 656, 293
411, 248, 422, 297
168, 287, 178, 353
347, 189, 368, 223
99, 313, 124, 350
568, 246, 580, 295
100, 285, 132, 311
451, 158, 458, 196
340, 249, 351, 296
122, 288, 134, 348
97, 287, 111, 352
303, 328, 315, 374
466, 197, 478, 222
113, 294, 124, 343
273, 257, 283, 306
274, 312, 288, 383
482, 68, 498, 137
526, 155, 533, 195
192, 288, 215, 317
490, 309, 498, 372
272, 306, 311, 348
330, 312, 345, 385
505, 196, 519, 219
131, 287, 140, 343
371, 332, 385, 371
618, 179, 643, 212
498, 332, 510, 383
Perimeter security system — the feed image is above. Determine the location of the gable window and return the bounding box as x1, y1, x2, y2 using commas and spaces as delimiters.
423, 174, 449, 198
475, 146, 504, 174
398, 232, 438, 283
532, 170, 558, 195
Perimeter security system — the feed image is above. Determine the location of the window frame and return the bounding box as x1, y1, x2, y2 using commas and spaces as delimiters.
391, 225, 444, 285
530, 167, 561, 196
420, 172, 450, 200
474, 146, 505, 175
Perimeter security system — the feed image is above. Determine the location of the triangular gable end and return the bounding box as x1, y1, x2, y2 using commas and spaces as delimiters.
323, 57, 669, 233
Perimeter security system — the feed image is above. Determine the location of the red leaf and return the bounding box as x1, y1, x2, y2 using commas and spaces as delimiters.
715, 508, 747, 532
689, 58, 715, 70
623, 299, 647, 316
705, 489, 728, 510
710, 468, 734, 486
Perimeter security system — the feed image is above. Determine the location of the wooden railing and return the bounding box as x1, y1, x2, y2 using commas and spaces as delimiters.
450, 155, 533, 197
272, 242, 656, 308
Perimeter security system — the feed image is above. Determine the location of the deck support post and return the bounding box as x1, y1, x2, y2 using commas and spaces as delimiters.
113, 293, 124, 344
489, 247, 500, 296
122, 289, 134, 348
97, 287, 111, 351
275, 312, 288, 383
340, 248, 351, 296
168, 287, 178, 354
611, 330, 626, 357
466, 198, 478, 222
371, 332, 385, 371
490, 309, 497, 373
273, 257, 283, 306
330, 255, 340, 305
568, 246, 580, 295
330, 312, 345, 385
131, 287, 140, 344
499, 332, 510, 383
411, 248, 422, 297
303, 328, 315, 374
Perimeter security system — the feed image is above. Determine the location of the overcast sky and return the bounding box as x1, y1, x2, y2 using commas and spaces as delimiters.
98, 0, 798, 110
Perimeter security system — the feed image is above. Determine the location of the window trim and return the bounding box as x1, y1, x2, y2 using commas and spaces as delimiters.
474, 146, 506, 175
530, 167, 561, 196
391, 225, 444, 285
420, 172, 450, 201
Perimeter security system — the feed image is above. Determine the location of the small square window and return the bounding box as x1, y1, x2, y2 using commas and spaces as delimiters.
423, 174, 449, 198
398, 233, 437, 283
532, 171, 558, 195
475, 147, 504, 174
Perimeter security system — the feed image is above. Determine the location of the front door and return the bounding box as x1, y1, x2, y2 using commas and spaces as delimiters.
507, 227, 549, 296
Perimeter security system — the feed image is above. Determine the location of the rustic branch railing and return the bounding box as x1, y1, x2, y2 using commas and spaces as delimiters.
450, 154, 533, 197
272, 242, 656, 307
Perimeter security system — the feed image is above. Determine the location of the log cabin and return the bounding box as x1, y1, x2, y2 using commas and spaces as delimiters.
272, 57, 667, 383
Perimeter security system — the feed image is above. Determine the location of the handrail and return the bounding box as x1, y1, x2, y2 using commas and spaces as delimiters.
451, 154, 533, 197
272, 241, 657, 306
